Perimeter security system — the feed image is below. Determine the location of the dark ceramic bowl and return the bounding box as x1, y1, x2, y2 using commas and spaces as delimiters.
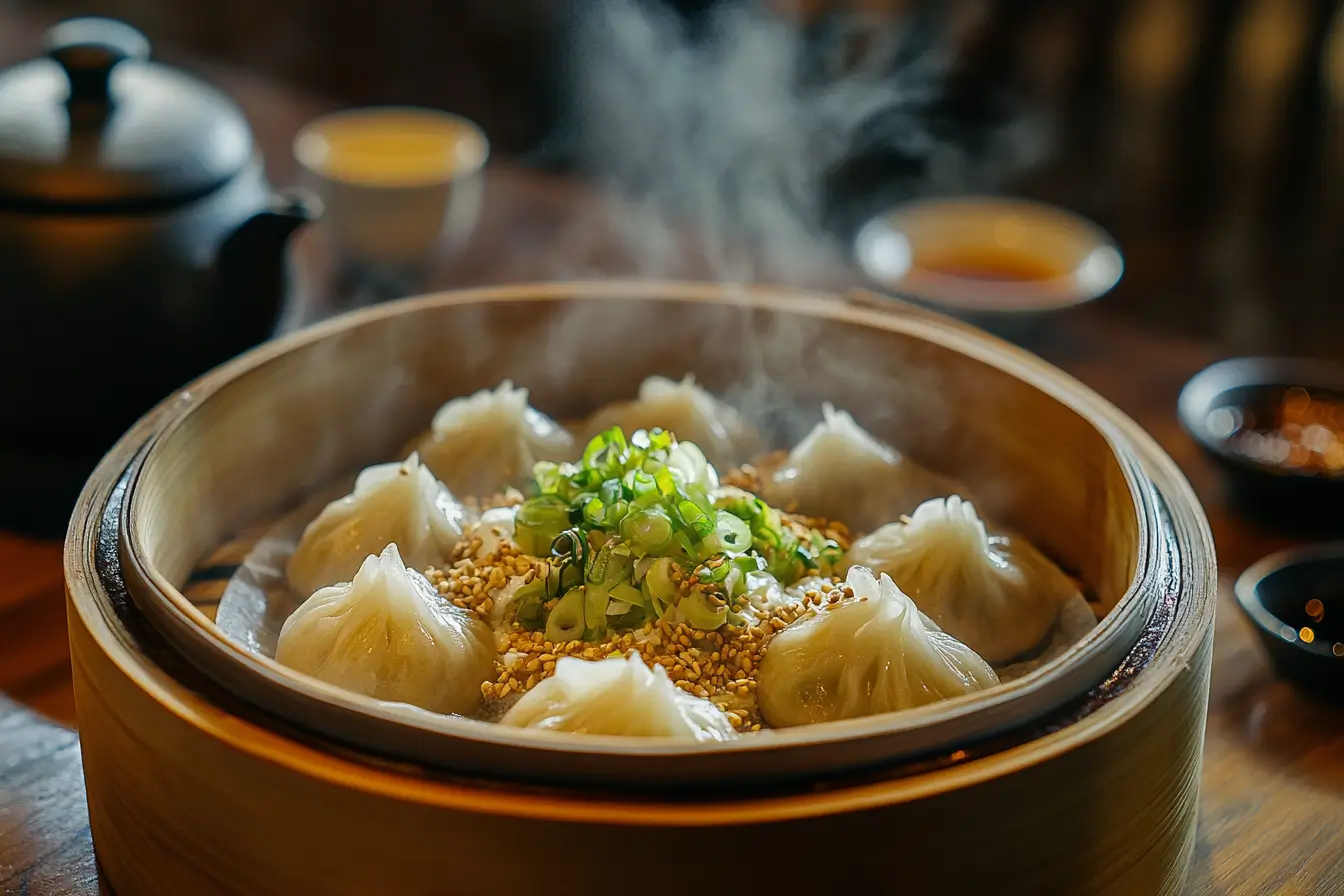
1236, 543, 1344, 698
1178, 357, 1344, 533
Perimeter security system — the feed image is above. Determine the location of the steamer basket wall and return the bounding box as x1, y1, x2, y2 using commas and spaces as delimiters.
64, 282, 1217, 894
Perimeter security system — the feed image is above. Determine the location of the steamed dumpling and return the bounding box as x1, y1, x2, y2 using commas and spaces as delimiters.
842, 496, 1082, 664
582, 375, 760, 468
416, 381, 574, 495
762, 403, 956, 531
276, 543, 495, 715
287, 452, 468, 598
500, 654, 737, 740
757, 566, 998, 728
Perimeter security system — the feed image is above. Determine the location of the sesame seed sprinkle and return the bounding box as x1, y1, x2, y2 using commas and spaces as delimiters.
425, 495, 846, 730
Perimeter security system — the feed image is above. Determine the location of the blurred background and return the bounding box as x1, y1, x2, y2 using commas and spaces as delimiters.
6, 0, 1344, 357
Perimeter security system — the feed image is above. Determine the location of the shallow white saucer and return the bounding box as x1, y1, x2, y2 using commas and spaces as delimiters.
855, 197, 1124, 313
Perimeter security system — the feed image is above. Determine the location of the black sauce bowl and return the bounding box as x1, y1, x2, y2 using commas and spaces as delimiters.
1178, 357, 1344, 533
1236, 543, 1344, 698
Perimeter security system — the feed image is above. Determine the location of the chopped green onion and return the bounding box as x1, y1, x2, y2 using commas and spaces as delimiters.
584, 582, 610, 640
558, 561, 583, 593
679, 592, 728, 630
523, 425, 838, 633
514, 494, 572, 556
545, 587, 586, 643
697, 555, 732, 584
604, 500, 630, 529
667, 441, 718, 491
587, 541, 633, 587
633, 555, 657, 583
596, 479, 619, 505
643, 557, 679, 616
512, 578, 549, 629
582, 496, 606, 527
621, 507, 674, 555
652, 464, 677, 497
609, 583, 645, 606
608, 603, 647, 630
677, 500, 715, 539
714, 511, 752, 553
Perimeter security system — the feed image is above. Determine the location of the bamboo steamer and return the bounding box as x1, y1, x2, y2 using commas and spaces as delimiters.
64, 282, 1216, 895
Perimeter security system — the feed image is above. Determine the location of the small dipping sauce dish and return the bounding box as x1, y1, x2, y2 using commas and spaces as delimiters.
294, 106, 489, 294
854, 197, 1124, 320
1179, 357, 1344, 533
1236, 543, 1344, 698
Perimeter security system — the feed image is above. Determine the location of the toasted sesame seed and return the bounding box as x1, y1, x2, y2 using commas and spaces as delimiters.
432, 496, 847, 731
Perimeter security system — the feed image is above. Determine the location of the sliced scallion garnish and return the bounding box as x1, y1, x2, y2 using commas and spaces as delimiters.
510, 426, 843, 637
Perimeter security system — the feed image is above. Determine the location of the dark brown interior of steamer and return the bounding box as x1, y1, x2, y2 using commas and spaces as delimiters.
133, 292, 1140, 625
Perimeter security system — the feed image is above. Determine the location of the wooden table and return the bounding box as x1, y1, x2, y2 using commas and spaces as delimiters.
3, 28, 1344, 896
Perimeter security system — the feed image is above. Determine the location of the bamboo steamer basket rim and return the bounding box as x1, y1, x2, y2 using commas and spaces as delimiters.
65, 355, 1216, 833
106, 280, 1183, 786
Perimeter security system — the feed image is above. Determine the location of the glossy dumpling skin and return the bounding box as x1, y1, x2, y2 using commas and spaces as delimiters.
582, 375, 761, 469
500, 654, 738, 740
276, 543, 495, 715
287, 452, 468, 599
415, 381, 574, 495
842, 496, 1082, 664
757, 566, 998, 728
761, 403, 956, 532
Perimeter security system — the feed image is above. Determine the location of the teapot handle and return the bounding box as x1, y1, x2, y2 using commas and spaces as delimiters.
44, 18, 150, 109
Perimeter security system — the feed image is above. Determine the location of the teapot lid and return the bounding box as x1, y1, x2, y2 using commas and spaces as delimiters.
0, 18, 254, 211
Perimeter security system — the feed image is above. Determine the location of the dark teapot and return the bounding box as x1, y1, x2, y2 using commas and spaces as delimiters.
0, 18, 315, 535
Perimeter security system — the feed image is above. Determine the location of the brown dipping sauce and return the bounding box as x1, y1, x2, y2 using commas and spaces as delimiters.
910, 247, 1067, 283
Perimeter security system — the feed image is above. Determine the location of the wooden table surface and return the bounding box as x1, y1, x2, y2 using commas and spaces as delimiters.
3, 20, 1344, 896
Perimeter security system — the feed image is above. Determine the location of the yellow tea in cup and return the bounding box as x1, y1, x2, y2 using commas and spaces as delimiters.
295, 108, 488, 188
294, 107, 489, 267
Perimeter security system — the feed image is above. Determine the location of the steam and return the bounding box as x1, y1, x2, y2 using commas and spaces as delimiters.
552, 0, 1030, 285
520, 0, 1036, 452
321, 2, 1037, 505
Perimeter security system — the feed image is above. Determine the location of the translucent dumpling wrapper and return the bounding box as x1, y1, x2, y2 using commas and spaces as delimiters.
500, 653, 738, 741
287, 452, 468, 599
841, 495, 1083, 664
416, 381, 574, 495
762, 403, 957, 532
581, 374, 761, 469
757, 566, 998, 728
276, 543, 495, 715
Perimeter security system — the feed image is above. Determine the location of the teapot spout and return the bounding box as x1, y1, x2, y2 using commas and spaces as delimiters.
213, 189, 318, 337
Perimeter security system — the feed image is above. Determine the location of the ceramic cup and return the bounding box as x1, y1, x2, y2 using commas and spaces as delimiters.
854, 197, 1124, 314
293, 106, 489, 285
